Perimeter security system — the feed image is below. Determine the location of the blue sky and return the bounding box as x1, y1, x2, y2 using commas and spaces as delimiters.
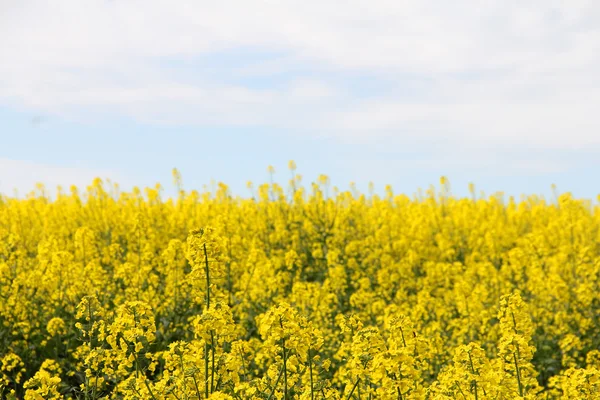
1, 1, 600, 199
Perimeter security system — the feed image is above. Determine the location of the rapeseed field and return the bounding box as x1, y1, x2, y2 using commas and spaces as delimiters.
1, 168, 599, 399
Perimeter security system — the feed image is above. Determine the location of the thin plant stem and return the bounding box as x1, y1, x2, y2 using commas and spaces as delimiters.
346, 379, 360, 400
204, 344, 210, 397
203, 241, 211, 398
514, 347, 524, 397
203, 243, 211, 308
266, 364, 285, 400
282, 336, 288, 399
468, 351, 479, 400
191, 375, 201, 400
308, 349, 314, 400
180, 353, 194, 400
210, 330, 216, 393
143, 379, 158, 400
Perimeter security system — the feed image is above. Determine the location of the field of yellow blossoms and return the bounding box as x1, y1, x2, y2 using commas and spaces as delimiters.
1, 166, 599, 399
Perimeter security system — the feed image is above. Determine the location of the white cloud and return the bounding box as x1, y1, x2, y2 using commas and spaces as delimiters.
0, 158, 123, 196
1, 0, 599, 149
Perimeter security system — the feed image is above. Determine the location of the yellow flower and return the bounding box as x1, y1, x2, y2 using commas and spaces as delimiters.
2, 172, 600, 398
46, 317, 66, 337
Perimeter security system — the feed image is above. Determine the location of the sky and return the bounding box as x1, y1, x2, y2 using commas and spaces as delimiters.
1, 0, 600, 199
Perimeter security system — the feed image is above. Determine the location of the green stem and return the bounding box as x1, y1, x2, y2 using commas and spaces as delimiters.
266, 364, 285, 400
92, 374, 99, 400
86, 301, 95, 400
204, 243, 211, 308
203, 241, 211, 398
282, 336, 288, 399
137, 228, 141, 300
84, 376, 90, 400
346, 379, 360, 400
399, 326, 407, 347
180, 353, 194, 400
191, 375, 201, 400
392, 372, 403, 400
204, 342, 210, 398
210, 330, 216, 393
468, 352, 479, 400
513, 346, 523, 397
308, 349, 314, 400
457, 384, 468, 399
143, 379, 158, 400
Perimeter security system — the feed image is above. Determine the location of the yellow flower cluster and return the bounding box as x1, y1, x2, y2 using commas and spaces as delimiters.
1, 169, 600, 398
